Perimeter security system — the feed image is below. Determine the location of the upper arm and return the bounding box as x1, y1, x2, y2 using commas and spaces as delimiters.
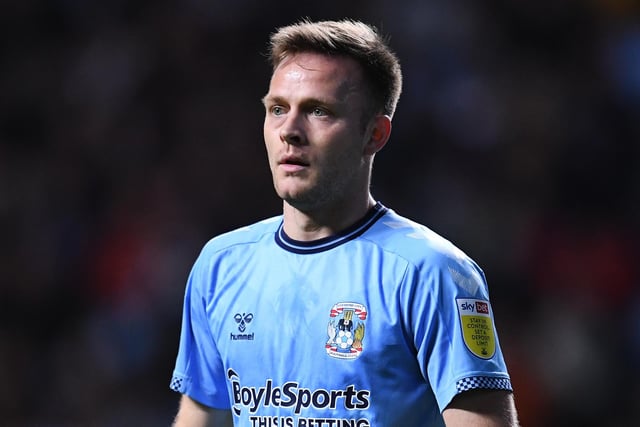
173, 394, 234, 427
442, 389, 519, 427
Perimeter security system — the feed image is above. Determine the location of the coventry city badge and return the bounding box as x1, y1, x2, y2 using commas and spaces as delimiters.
326, 302, 367, 360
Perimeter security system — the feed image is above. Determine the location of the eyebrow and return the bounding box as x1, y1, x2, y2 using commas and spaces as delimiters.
261, 94, 282, 106
261, 94, 341, 108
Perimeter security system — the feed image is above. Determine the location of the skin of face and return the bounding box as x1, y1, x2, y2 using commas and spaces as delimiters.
262, 52, 378, 216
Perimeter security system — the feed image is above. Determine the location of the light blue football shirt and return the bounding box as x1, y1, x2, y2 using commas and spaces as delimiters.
170, 202, 512, 426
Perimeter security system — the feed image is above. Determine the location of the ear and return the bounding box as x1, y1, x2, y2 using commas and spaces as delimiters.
363, 115, 392, 156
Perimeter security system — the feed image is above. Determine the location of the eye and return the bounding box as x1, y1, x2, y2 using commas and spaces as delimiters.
311, 107, 328, 117
270, 105, 286, 116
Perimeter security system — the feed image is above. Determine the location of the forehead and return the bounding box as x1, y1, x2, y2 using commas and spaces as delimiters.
267, 52, 365, 101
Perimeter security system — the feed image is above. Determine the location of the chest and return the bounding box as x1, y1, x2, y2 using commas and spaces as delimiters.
207, 249, 419, 379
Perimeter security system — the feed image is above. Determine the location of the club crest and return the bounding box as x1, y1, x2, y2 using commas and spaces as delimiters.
326, 302, 367, 360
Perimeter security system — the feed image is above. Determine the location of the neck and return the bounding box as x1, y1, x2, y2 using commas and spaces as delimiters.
282, 193, 376, 241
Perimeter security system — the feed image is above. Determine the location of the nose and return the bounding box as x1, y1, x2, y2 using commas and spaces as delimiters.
279, 111, 305, 146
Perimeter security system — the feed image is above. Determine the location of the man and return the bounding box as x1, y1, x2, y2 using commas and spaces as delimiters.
170, 19, 519, 426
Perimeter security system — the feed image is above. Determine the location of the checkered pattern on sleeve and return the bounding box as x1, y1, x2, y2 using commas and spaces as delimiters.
455, 376, 512, 393
170, 375, 187, 393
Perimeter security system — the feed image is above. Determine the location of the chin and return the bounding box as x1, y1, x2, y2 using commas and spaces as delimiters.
280, 192, 315, 210
276, 181, 330, 209
276, 184, 308, 201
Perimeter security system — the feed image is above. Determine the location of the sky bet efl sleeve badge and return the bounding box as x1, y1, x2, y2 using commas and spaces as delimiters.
456, 298, 496, 359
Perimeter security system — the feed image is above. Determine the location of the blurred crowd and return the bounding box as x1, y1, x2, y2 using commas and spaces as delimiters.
1, 1, 638, 425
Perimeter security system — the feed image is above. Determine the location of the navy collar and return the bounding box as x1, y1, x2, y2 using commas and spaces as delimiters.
275, 202, 388, 254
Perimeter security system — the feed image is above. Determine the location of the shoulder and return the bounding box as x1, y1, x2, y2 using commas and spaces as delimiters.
368, 208, 470, 265
184, 216, 281, 297
199, 215, 282, 258
368, 207, 487, 295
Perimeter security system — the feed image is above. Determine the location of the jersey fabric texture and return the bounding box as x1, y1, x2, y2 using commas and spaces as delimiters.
170, 202, 512, 426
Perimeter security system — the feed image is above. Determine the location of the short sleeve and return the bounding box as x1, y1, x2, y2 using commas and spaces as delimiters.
169, 254, 230, 409
409, 252, 512, 411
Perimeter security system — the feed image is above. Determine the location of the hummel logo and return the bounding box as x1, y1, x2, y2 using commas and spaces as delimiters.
234, 313, 253, 332
231, 312, 255, 341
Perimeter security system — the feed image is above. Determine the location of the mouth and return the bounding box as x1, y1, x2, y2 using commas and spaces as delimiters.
278, 155, 310, 172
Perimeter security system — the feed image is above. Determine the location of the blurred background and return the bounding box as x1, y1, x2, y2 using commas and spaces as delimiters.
1, 0, 638, 425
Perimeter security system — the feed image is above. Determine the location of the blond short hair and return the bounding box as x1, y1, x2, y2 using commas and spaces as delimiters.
267, 19, 402, 118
